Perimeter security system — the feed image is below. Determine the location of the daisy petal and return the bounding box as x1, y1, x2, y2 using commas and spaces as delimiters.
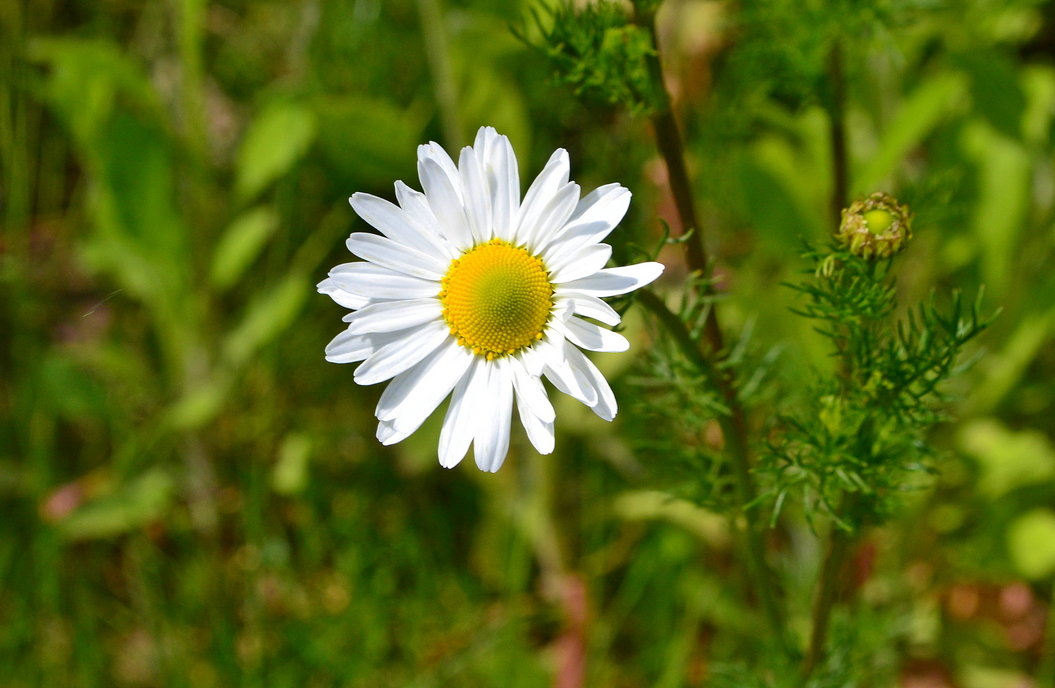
550, 243, 612, 283
518, 404, 555, 455
474, 360, 513, 473
419, 157, 474, 250
353, 320, 450, 385
564, 345, 618, 421
562, 316, 630, 353
343, 298, 441, 335
393, 181, 457, 258
561, 294, 622, 326
317, 279, 369, 309
558, 262, 665, 298
475, 128, 519, 241
417, 142, 461, 196
438, 358, 488, 468
539, 337, 598, 407
324, 329, 397, 364
345, 233, 447, 279
459, 146, 493, 243
377, 342, 473, 435
569, 183, 631, 226
349, 193, 449, 258
376, 419, 411, 446
326, 262, 439, 301
515, 148, 570, 243
510, 357, 556, 423
520, 182, 580, 249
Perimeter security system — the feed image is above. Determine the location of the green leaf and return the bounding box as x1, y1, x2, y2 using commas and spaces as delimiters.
59, 469, 174, 541
855, 72, 966, 191
29, 37, 163, 147
1008, 509, 1055, 579
961, 120, 1030, 297
957, 50, 1026, 140
162, 381, 229, 431
313, 95, 423, 189
235, 100, 316, 202
223, 274, 310, 368
272, 433, 312, 496
209, 206, 279, 290
957, 418, 1055, 498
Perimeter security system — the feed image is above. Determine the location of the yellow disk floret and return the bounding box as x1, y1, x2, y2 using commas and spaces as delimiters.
439, 239, 554, 360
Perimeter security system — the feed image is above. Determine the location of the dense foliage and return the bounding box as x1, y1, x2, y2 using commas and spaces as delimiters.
1, 0, 1053, 685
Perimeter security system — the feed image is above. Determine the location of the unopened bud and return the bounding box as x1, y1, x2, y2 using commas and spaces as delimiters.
836, 192, 912, 260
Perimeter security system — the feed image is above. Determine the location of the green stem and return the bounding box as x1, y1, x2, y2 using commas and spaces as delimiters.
633, 5, 790, 654
827, 40, 848, 226
801, 516, 852, 680
637, 291, 790, 655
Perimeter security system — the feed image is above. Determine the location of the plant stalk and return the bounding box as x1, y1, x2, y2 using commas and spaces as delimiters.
636, 291, 790, 656
801, 518, 852, 679
827, 40, 848, 226
633, 4, 790, 655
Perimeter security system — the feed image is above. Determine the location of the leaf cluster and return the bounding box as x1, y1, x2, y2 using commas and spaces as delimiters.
516, 1, 663, 117
761, 247, 993, 529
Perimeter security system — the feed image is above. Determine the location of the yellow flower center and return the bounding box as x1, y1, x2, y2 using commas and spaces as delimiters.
439, 239, 554, 360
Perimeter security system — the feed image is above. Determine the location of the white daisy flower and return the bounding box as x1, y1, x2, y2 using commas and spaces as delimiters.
319, 126, 663, 472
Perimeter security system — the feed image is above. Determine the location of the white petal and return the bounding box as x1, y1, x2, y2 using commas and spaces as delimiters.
376, 342, 474, 436
563, 345, 617, 420
438, 358, 488, 469
550, 243, 612, 283
473, 360, 513, 473
417, 142, 461, 197
349, 193, 451, 257
393, 181, 457, 258
540, 220, 609, 264
509, 357, 556, 423
569, 183, 631, 226
517, 403, 555, 455
343, 298, 441, 334
324, 328, 396, 363
458, 146, 493, 243
317, 279, 369, 309
376, 419, 411, 446
558, 262, 664, 298
326, 262, 438, 301
515, 148, 569, 243
519, 182, 580, 250
345, 233, 448, 280
539, 336, 598, 407
539, 183, 630, 256
560, 294, 621, 326
562, 316, 630, 353
475, 128, 519, 241
419, 157, 474, 250
353, 321, 450, 385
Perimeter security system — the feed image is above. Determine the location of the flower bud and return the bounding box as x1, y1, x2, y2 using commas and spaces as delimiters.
836, 192, 912, 260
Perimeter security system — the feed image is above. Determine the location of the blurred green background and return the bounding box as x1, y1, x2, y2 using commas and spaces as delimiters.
1, 0, 1054, 685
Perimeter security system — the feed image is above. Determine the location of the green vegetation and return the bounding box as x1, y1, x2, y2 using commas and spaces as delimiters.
2, 0, 1053, 685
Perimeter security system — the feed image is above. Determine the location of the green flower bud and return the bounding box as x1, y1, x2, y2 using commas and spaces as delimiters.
836, 192, 912, 260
